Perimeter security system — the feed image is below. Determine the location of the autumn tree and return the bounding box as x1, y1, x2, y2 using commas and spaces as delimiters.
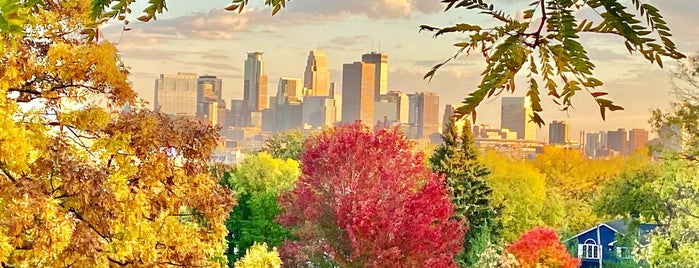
506, 227, 580, 268
431, 117, 500, 266
481, 152, 555, 242
277, 123, 464, 267
223, 152, 299, 263
234, 242, 282, 268
0, 1, 234, 267
260, 130, 306, 161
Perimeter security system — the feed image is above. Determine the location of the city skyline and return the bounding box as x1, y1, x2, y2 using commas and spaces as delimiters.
112, 0, 698, 141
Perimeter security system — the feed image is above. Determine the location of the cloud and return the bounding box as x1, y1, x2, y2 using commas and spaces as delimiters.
329, 35, 369, 46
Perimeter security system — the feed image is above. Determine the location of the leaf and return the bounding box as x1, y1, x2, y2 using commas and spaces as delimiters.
590, 91, 608, 97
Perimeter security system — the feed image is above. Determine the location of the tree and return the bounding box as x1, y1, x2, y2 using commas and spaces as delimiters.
261, 130, 306, 161
234, 242, 282, 268
0, 1, 235, 266
277, 123, 464, 267
506, 227, 580, 268
430, 117, 499, 267
223, 152, 299, 263
481, 152, 552, 242
420, 0, 685, 125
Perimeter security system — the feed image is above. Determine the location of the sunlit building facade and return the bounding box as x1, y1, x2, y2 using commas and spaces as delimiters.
304, 50, 330, 97
154, 72, 198, 116
501, 96, 537, 140
342, 61, 375, 125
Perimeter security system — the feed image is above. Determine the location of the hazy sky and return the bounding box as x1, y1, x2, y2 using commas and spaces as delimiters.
102, 0, 698, 141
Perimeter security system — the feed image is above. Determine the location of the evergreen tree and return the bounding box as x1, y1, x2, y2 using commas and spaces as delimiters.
431, 117, 500, 267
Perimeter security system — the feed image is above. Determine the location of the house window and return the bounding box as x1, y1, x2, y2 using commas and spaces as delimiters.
578, 239, 600, 259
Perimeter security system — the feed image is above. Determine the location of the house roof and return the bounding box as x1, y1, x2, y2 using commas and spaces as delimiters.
566, 219, 657, 245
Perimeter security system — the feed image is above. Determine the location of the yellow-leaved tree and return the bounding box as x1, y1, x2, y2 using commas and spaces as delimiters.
0, 1, 234, 267
234, 242, 282, 268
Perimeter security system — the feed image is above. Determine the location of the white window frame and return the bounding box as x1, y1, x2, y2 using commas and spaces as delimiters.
578, 239, 601, 259
616, 246, 632, 259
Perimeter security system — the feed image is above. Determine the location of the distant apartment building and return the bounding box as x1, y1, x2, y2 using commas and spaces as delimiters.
585, 132, 603, 158
408, 92, 440, 139
627, 128, 649, 153
154, 72, 198, 116
501, 97, 537, 140
361, 52, 388, 99
549, 120, 570, 145
342, 61, 375, 125
244, 52, 268, 112
304, 50, 330, 97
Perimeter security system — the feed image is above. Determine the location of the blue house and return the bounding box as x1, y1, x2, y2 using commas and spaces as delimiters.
566, 220, 656, 268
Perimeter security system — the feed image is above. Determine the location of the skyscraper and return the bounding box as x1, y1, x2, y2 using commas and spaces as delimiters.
154, 72, 198, 116
244, 52, 268, 111
361, 52, 388, 100
277, 77, 303, 104
196, 75, 223, 125
607, 128, 627, 154
303, 50, 330, 97
501, 97, 537, 140
342, 61, 375, 125
408, 92, 440, 139
548, 120, 569, 144
374, 90, 409, 124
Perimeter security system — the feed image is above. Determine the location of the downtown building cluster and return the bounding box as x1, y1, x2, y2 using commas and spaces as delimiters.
152, 50, 442, 154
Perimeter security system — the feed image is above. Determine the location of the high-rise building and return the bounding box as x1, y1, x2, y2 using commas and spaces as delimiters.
302, 96, 336, 129
304, 50, 330, 97
374, 90, 409, 124
607, 128, 627, 154
548, 120, 569, 145
408, 92, 440, 139
154, 72, 198, 116
501, 97, 537, 140
361, 52, 388, 99
196, 75, 223, 125
244, 52, 268, 112
341, 61, 375, 125
585, 132, 602, 158
628, 128, 649, 153
277, 78, 303, 104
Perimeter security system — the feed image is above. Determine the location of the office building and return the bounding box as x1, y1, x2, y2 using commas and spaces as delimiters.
341, 61, 375, 125
501, 97, 537, 140
607, 128, 627, 154
585, 132, 602, 158
302, 96, 336, 129
409, 92, 440, 139
154, 72, 198, 116
277, 78, 304, 104
244, 52, 268, 111
303, 50, 330, 97
196, 75, 223, 125
549, 120, 569, 145
361, 52, 388, 99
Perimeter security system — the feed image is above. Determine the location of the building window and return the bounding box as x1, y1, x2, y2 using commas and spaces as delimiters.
579, 239, 600, 259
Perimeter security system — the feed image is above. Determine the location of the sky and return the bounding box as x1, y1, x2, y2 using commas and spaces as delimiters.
101, 0, 698, 141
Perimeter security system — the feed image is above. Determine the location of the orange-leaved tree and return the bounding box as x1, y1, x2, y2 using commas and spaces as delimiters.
277, 123, 464, 267
506, 227, 580, 268
0, 1, 234, 266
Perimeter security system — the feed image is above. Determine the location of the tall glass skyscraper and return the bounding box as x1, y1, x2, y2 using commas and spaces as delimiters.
500, 96, 537, 140
304, 50, 330, 97
342, 61, 375, 125
244, 52, 268, 111
361, 52, 388, 100
154, 72, 198, 116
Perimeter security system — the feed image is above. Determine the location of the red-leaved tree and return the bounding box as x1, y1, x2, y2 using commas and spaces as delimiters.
506, 227, 580, 268
277, 123, 465, 267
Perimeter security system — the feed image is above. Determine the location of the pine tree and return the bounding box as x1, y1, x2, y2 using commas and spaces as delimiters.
431, 117, 500, 267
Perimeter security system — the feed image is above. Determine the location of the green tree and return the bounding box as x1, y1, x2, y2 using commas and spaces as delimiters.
223, 152, 299, 263
431, 117, 500, 267
0, 1, 235, 266
261, 130, 306, 161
